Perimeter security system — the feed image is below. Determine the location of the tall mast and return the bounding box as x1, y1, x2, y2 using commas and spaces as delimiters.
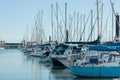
39, 11, 43, 44
74, 12, 76, 41
56, 3, 59, 41
31, 24, 34, 42
65, 3, 68, 42
112, 3, 114, 40
51, 4, 54, 41
35, 19, 37, 43
101, 4, 103, 36
96, 0, 100, 36
26, 24, 29, 44
38, 11, 41, 44
76, 12, 79, 41
79, 15, 82, 41
83, 14, 85, 41
91, 10, 93, 41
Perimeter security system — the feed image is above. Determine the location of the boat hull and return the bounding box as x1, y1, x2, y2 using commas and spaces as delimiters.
68, 66, 120, 77
51, 57, 67, 67
57, 57, 69, 67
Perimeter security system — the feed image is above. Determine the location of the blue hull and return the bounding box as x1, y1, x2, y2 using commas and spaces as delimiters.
68, 66, 120, 77
89, 45, 120, 51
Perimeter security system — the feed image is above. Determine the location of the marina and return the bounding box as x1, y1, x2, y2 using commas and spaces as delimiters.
0, 49, 74, 80
0, 49, 119, 80
1, 0, 120, 79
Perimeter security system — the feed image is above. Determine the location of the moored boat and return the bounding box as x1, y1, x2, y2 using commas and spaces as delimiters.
68, 50, 120, 77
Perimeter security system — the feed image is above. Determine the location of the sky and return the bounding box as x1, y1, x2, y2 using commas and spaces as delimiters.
0, 0, 120, 43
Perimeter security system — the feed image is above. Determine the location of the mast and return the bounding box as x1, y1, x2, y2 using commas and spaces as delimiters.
101, 4, 103, 37
41, 11, 43, 44
83, 14, 85, 41
79, 15, 82, 41
77, 12, 79, 41
65, 3, 68, 42
56, 3, 59, 42
91, 10, 93, 41
38, 11, 41, 44
112, 3, 114, 40
96, 0, 100, 36
74, 11, 76, 41
106, 19, 108, 41
35, 11, 40, 44
51, 4, 54, 41
35, 19, 37, 44
30, 24, 35, 46
27, 24, 29, 43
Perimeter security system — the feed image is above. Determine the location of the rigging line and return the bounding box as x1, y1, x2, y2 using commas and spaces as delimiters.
42, 30, 47, 42
87, 16, 97, 41
54, 6, 77, 41
68, 13, 76, 41
110, 0, 119, 30
79, 2, 98, 38
79, 15, 82, 41
59, 22, 64, 42
76, 12, 80, 41
53, 4, 66, 37
53, 5, 61, 40
53, 9, 65, 40
87, 4, 104, 41
83, 2, 99, 41
58, 6, 65, 24
72, 12, 77, 41
79, 11, 91, 41
31, 24, 35, 42
102, 11, 111, 41
102, 8, 111, 34
68, 15, 73, 41
105, 18, 109, 41
36, 26, 47, 43
72, 12, 80, 41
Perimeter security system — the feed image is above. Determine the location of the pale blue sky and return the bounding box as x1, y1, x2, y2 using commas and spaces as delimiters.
0, 0, 120, 43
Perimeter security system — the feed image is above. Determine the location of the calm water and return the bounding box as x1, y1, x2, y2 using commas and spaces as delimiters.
0, 49, 119, 80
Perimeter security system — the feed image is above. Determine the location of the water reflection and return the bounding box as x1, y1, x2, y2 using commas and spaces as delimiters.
49, 68, 74, 80
23, 54, 50, 80
0, 49, 118, 80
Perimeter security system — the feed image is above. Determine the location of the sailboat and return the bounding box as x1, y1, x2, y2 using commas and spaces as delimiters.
49, 43, 82, 67
30, 43, 51, 57
68, 50, 120, 77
